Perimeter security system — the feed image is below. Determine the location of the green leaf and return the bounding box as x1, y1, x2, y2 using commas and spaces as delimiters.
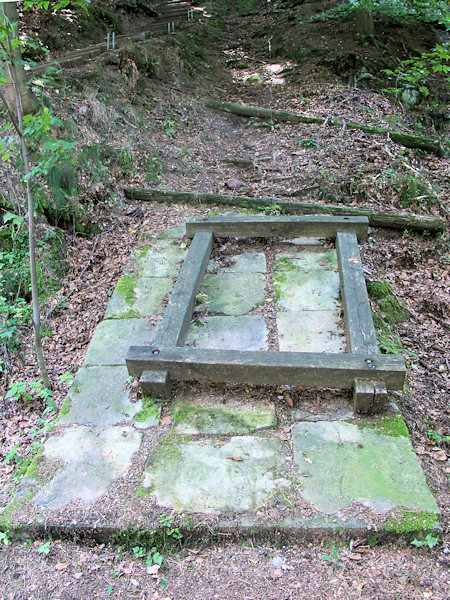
37, 541, 51, 554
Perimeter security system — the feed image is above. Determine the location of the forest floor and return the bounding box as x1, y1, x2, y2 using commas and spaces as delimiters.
0, 3, 449, 599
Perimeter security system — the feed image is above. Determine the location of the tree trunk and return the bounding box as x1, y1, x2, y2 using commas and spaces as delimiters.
2, 3, 37, 116
355, 9, 375, 37
123, 188, 446, 234
203, 99, 447, 157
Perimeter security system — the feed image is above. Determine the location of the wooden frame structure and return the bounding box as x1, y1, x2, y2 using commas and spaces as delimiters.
126, 216, 406, 414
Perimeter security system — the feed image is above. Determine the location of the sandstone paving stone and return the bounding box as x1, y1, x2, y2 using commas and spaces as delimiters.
171, 399, 277, 434
185, 315, 267, 350
134, 402, 161, 429
277, 310, 345, 352
274, 270, 340, 311
143, 436, 285, 513
104, 276, 172, 319
292, 398, 354, 422
84, 319, 152, 366
198, 273, 266, 315
34, 426, 142, 509
60, 366, 141, 426
283, 237, 325, 246
292, 421, 439, 514
159, 225, 186, 239
221, 252, 267, 273
275, 249, 337, 271
137, 242, 186, 278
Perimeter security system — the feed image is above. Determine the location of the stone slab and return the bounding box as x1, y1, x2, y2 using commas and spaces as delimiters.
274, 270, 340, 311
171, 399, 277, 434
221, 252, 267, 273
133, 401, 161, 429
84, 319, 152, 366
34, 426, 142, 509
292, 420, 439, 515
283, 237, 325, 246
60, 366, 141, 426
292, 398, 354, 422
143, 436, 285, 513
137, 242, 186, 278
198, 273, 266, 316
275, 249, 337, 271
277, 310, 345, 353
185, 315, 267, 351
104, 276, 172, 319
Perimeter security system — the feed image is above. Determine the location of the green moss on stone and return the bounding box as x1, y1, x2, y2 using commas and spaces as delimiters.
140, 244, 153, 259
58, 396, 72, 417
360, 415, 409, 438
0, 488, 36, 529
134, 396, 160, 424
135, 484, 152, 498
276, 257, 297, 271
385, 509, 438, 534
273, 272, 287, 303
116, 275, 137, 306
367, 280, 409, 324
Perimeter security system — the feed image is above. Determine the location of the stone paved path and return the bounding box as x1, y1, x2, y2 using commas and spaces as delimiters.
1, 222, 439, 539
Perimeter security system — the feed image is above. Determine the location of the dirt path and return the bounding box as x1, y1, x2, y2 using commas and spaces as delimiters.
0, 6, 448, 599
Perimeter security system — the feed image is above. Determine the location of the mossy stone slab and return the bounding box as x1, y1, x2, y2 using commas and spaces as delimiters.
143, 436, 285, 513
275, 249, 337, 272
198, 273, 266, 316
34, 426, 142, 509
137, 243, 186, 278
274, 270, 340, 311
105, 276, 172, 319
60, 366, 141, 426
277, 311, 345, 352
158, 225, 185, 239
221, 252, 267, 274
172, 399, 277, 434
185, 316, 267, 350
84, 319, 152, 366
134, 403, 161, 429
292, 421, 439, 515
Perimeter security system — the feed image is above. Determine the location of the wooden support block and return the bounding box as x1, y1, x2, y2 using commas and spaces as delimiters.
353, 380, 388, 414
185, 215, 369, 241
140, 370, 171, 399
127, 346, 406, 391
153, 230, 213, 347
336, 230, 379, 356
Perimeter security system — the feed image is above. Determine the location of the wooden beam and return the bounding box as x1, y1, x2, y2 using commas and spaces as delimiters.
140, 369, 171, 399
336, 231, 378, 355
353, 380, 388, 414
123, 188, 446, 234
140, 230, 213, 398
336, 230, 389, 412
126, 346, 406, 390
154, 230, 213, 347
186, 215, 368, 241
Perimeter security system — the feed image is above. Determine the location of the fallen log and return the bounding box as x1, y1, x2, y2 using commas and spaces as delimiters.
123, 188, 446, 233
203, 99, 447, 158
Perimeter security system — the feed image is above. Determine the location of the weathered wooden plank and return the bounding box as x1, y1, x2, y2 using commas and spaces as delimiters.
336, 231, 379, 355
126, 347, 406, 390
124, 188, 446, 233
353, 380, 388, 414
153, 230, 213, 347
140, 370, 171, 399
185, 215, 369, 241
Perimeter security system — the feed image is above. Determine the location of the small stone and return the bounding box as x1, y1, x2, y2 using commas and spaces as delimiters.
225, 178, 245, 191
271, 556, 284, 569
245, 73, 263, 84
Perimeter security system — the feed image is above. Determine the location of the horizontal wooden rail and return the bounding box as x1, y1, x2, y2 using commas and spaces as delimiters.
126, 346, 406, 390
186, 215, 369, 240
